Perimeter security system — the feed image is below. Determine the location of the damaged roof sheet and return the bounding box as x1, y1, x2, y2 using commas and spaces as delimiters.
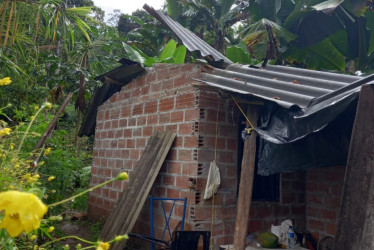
143, 5, 371, 110
199, 64, 363, 109
144, 4, 232, 64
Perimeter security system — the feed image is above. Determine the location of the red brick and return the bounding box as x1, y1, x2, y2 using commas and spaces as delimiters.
124, 128, 132, 137
167, 188, 180, 199
147, 114, 158, 125
104, 121, 111, 129
130, 149, 140, 159
185, 109, 199, 121
159, 113, 171, 123
307, 206, 321, 217
183, 136, 198, 148
161, 78, 174, 90
179, 123, 193, 135
165, 124, 177, 133
133, 127, 142, 136
248, 220, 263, 233
127, 139, 135, 148
163, 175, 175, 186
182, 163, 198, 176
137, 116, 146, 126
257, 206, 273, 218
157, 68, 173, 80
321, 209, 337, 220
324, 197, 341, 209
167, 162, 182, 174
176, 176, 190, 188
171, 110, 184, 122
128, 117, 136, 126
178, 149, 192, 161
136, 138, 146, 148
174, 75, 186, 87
207, 110, 226, 122
218, 151, 234, 163
176, 93, 195, 109
145, 100, 158, 114
199, 122, 216, 135
207, 137, 225, 149
220, 124, 237, 137
143, 126, 153, 136
121, 106, 131, 118
97, 111, 104, 120
151, 82, 162, 93
309, 219, 324, 231
110, 109, 120, 119
132, 103, 144, 115
159, 97, 175, 111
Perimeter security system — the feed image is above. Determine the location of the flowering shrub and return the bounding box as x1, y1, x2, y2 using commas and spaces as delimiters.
0, 78, 129, 249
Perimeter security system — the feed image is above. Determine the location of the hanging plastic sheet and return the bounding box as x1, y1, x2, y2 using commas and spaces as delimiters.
252, 86, 362, 175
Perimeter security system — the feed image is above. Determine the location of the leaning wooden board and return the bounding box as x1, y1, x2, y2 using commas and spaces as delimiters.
100, 131, 176, 249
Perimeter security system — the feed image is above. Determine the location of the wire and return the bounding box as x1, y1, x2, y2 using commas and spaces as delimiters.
231, 95, 255, 134
210, 98, 221, 250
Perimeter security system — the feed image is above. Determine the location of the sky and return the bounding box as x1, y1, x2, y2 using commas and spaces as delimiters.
93, 0, 165, 18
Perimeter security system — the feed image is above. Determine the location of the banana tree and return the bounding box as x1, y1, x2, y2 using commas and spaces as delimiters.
166, 0, 250, 53
240, 0, 374, 72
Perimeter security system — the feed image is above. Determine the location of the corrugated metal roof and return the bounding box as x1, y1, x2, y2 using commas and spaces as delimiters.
199, 64, 364, 109
94, 59, 144, 84
143, 4, 232, 64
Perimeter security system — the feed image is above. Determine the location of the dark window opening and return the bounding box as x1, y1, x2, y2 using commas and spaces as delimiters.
237, 113, 280, 201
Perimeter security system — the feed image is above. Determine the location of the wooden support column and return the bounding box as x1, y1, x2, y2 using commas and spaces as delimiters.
233, 105, 258, 250
334, 84, 374, 250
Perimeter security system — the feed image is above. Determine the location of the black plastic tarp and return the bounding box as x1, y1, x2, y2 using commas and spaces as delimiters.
253, 81, 373, 175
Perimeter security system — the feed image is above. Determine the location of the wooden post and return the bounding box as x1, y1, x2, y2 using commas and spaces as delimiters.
334, 84, 374, 250
233, 106, 258, 250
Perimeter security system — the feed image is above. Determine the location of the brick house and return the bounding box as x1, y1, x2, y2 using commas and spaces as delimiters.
85, 61, 362, 247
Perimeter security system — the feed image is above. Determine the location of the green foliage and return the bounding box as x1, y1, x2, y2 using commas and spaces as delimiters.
226, 43, 259, 64
122, 39, 187, 67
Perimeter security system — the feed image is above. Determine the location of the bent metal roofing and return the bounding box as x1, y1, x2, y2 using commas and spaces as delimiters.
143, 5, 374, 111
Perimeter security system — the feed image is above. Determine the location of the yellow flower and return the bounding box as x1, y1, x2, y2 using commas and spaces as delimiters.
47, 226, 54, 233
96, 241, 110, 250
0, 77, 11, 86
44, 148, 51, 156
30, 235, 37, 241
10, 143, 14, 150
34, 105, 39, 110
51, 190, 56, 193
116, 172, 129, 181
0, 128, 11, 137
48, 176, 55, 182
0, 191, 48, 237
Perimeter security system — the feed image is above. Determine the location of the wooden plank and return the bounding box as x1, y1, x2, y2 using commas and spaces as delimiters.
233, 107, 258, 250
100, 131, 176, 249
334, 84, 374, 250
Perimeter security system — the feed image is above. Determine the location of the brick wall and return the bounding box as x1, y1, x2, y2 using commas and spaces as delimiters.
306, 165, 346, 240
247, 171, 306, 235
89, 63, 309, 247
